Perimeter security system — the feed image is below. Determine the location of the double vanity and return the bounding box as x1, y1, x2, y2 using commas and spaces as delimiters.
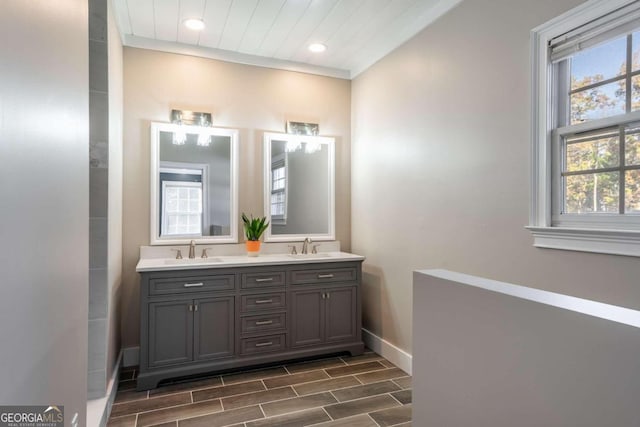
135, 245, 364, 390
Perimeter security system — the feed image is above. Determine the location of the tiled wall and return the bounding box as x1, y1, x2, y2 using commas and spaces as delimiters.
88, 0, 109, 399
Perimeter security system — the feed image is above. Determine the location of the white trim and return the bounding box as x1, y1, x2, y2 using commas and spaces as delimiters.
87, 350, 123, 427
362, 328, 413, 375
122, 346, 140, 367
150, 122, 239, 245
124, 35, 351, 80
527, 226, 640, 257
528, 0, 640, 255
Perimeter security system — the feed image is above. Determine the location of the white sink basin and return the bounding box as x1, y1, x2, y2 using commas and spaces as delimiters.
288, 253, 333, 260
163, 257, 223, 265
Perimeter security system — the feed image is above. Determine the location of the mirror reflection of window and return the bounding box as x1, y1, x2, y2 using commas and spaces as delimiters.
159, 165, 206, 237
271, 154, 287, 224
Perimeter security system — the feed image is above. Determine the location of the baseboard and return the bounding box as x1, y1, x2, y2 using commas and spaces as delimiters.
362, 328, 412, 375
87, 350, 122, 427
122, 346, 140, 367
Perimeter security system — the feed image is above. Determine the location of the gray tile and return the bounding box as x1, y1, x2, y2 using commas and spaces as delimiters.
221, 386, 296, 410
293, 376, 361, 396
192, 380, 265, 402
355, 368, 408, 385
89, 40, 108, 92
331, 380, 401, 402
110, 393, 191, 418
88, 369, 106, 398
150, 376, 223, 397
341, 353, 384, 365
148, 422, 177, 427
392, 377, 411, 389
323, 394, 400, 420
325, 361, 386, 378
88, 319, 106, 371
391, 389, 412, 405
178, 405, 263, 427
89, 268, 107, 319
222, 367, 288, 385
90, 140, 108, 168
261, 392, 337, 418
89, 0, 107, 41
369, 404, 412, 427
137, 399, 222, 426
263, 370, 329, 389
310, 414, 378, 427
90, 91, 108, 141
107, 414, 136, 427
285, 357, 346, 374
90, 167, 108, 217
245, 407, 330, 427
89, 218, 108, 268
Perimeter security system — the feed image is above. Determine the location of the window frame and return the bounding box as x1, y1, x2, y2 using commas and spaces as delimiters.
529, 0, 640, 257
161, 180, 203, 237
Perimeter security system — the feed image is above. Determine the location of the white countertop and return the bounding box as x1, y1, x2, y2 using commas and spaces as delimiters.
136, 249, 364, 272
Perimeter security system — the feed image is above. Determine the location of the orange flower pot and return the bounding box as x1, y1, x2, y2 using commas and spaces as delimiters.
246, 240, 261, 256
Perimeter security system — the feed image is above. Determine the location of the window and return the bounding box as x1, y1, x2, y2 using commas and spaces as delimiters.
530, 0, 640, 256
270, 156, 287, 224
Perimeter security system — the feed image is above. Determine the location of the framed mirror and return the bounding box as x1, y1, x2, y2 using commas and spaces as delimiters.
150, 122, 239, 245
263, 132, 335, 242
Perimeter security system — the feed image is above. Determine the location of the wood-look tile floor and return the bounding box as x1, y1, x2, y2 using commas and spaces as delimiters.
107, 350, 412, 427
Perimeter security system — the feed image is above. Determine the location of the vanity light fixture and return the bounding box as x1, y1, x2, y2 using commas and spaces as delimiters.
197, 134, 211, 147
285, 140, 301, 153
172, 130, 187, 145
183, 18, 205, 31
308, 43, 327, 53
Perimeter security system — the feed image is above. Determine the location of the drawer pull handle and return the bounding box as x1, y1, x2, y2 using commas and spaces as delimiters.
255, 277, 274, 282
255, 320, 273, 326
255, 341, 273, 347
255, 299, 273, 304
184, 282, 204, 288
317, 274, 334, 279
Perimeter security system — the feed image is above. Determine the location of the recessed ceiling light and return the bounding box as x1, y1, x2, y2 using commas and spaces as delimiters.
183, 18, 205, 31
308, 43, 327, 53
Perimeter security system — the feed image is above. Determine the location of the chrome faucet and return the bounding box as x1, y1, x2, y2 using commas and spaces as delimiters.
188, 240, 196, 259
302, 237, 312, 254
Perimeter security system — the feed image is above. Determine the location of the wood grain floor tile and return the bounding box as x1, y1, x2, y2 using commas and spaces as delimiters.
341, 353, 384, 365
325, 361, 386, 378
323, 394, 400, 420
147, 422, 177, 427
369, 404, 412, 426
331, 380, 401, 402
263, 370, 329, 389
293, 376, 360, 396
150, 376, 222, 397
136, 399, 222, 426
355, 368, 408, 384
285, 357, 346, 374
391, 389, 412, 404
192, 380, 265, 402
310, 414, 378, 427
178, 405, 263, 427
114, 388, 149, 404
221, 367, 288, 385
392, 376, 411, 389
245, 407, 330, 427
106, 414, 136, 427
110, 393, 191, 418
221, 386, 297, 410
260, 392, 337, 418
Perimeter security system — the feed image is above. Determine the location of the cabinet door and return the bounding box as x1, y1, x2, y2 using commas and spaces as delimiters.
194, 296, 235, 361
325, 286, 357, 343
291, 288, 324, 347
148, 300, 193, 367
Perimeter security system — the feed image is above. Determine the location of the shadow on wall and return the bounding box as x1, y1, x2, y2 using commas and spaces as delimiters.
362, 265, 385, 336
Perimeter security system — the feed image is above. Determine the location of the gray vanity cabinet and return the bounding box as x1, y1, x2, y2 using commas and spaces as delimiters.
137, 261, 364, 390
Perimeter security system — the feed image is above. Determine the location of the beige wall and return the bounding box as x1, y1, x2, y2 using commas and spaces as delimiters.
351, 0, 640, 353
122, 48, 351, 347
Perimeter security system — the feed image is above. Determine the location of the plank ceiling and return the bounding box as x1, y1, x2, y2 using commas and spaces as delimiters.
112, 0, 461, 79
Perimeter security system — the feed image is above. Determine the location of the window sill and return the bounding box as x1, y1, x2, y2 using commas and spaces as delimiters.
526, 226, 640, 257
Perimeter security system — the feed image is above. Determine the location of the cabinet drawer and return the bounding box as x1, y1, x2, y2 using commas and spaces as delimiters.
149, 274, 235, 296
241, 312, 286, 335
290, 267, 357, 285
241, 292, 286, 312
241, 271, 286, 289
240, 334, 286, 355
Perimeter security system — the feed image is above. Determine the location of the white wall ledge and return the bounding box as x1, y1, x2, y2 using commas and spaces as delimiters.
526, 226, 640, 257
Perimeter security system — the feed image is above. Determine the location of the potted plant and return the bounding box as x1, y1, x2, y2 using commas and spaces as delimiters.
242, 213, 269, 257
